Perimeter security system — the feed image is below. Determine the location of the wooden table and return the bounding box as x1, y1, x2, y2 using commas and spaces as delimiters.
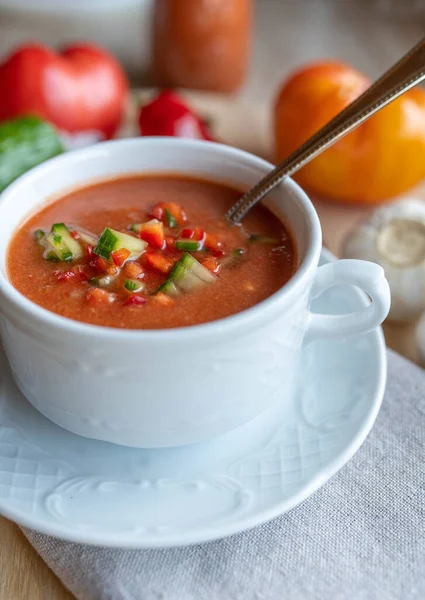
1, 2, 423, 598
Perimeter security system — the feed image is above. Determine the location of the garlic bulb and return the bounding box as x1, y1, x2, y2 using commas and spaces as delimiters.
343, 198, 425, 322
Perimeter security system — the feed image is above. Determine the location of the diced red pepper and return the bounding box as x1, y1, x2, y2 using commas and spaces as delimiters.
85, 244, 94, 258
150, 202, 187, 226
111, 248, 131, 266
123, 261, 144, 279
91, 256, 119, 275
138, 90, 215, 141
139, 220, 165, 249
70, 230, 80, 240
87, 287, 115, 305
152, 292, 174, 307
122, 295, 147, 307
181, 227, 205, 241
204, 232, 223, 256
145, 251, 175, 274
201, 256, 221, 274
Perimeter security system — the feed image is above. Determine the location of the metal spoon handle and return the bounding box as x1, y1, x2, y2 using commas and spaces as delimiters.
226, 36, 425, 224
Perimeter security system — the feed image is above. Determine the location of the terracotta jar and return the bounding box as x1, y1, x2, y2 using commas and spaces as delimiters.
153, 0, 252, 93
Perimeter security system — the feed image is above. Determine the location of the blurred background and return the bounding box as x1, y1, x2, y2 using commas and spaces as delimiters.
0, 0, 422, 102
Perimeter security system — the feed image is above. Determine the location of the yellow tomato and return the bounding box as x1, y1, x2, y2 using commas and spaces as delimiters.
274, 61, 425, 205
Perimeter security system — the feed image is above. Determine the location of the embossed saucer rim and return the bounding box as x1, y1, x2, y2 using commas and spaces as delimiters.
0, 249, 387, 548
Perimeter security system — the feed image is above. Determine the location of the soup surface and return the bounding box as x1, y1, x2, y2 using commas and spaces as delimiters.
7, 175, 297, 329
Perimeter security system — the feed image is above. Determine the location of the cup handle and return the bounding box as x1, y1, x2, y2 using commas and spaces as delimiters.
305, 259, 391, 342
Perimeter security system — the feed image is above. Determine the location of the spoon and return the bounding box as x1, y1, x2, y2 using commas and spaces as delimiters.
226, 36, 425, 224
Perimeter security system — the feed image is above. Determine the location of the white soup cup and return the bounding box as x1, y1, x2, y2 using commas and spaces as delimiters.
0, 138, 390, 447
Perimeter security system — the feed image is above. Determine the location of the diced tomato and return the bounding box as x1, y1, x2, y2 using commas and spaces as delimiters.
70, 230, 80, 240
201, 256, 221, 274
123, 261, 144, 279
111, 248, 131, 266
122, 295, 147, 307
145, 251, 175, 274
139, 220, 165, 248
57, 270, 76, 282
181, 227, 205, 241
150, 202, 187, 226
91, 256, 119, 275
87, 287, 115, 305
152, 292, 174, 306
85, 244, 94, 258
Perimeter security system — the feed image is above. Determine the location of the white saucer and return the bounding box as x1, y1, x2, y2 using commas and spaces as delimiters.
0, 249, 386, 548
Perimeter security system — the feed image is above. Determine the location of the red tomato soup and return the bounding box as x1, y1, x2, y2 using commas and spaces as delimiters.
7, 176, 297, 329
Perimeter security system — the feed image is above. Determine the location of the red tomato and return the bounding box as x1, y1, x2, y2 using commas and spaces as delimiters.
0, 43, 128, 139
274, 61, 425, 205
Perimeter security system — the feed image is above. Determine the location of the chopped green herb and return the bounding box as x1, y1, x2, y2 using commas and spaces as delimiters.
164, 208, 177, 228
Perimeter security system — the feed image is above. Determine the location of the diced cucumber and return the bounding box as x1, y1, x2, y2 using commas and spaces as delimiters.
124, 279, 144, 293
52, 223, 83, 260
168, 252, 216, 293
37, 224, 83, 262
175, 239, 200, 252
41, 231, 74, 262
249, 234, 280, 244
157, 280, 180, 297
94, 228, 147, 261
169, 261, 204, 292
130, 224, 142, 234
164, 208, 177, 228
180, 253, 216, 283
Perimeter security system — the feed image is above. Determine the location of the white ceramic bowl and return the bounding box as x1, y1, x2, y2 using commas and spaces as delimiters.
0, 138, 391, 448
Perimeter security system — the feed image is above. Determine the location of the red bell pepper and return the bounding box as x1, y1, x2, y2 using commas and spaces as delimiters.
139, 220, 165, 249
138, 91, 215, 141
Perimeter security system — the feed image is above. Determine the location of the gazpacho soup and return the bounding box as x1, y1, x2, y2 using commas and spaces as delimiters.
7, 175, 298, 329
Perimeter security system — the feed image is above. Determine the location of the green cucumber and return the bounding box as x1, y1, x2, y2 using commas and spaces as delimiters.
157, 280, 180, 297
130, 224, 142, 234
249, 234, 280, 244
33, 229, 45, 241
0, 116, 64, 193
175, 239, 200, 252
169, 261, 203, 292
179, 253, 216, 283
94, 228, 147, 261
41, 232, 73, 262
52, 223, 83, 260
164, 208, 177, 228
124, 279, 144, 293
167, 252, 216, 293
